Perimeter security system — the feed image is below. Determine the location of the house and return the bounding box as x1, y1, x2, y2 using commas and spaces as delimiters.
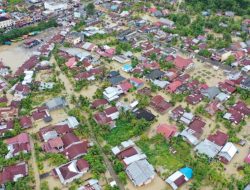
165, 167, 193, 190
205, 101, 224, 115
195, 130, 228, 158
240, 77, 250, 90
180, 118, 205, 145
150, 95, 172, 114
223, 109, 244, 124
244, 153, 250, 164
0, 107, 18, 120
180, 112, 194, 125
156, 124, 177, 139
153, 80, 169, 89
218, 81, 236, 94
173, 56, 194, 71
201, 87, 221, 99
94, 112, 113, 126
118, 81, 133, 93
130, 78, 144, 88
63, 140, 88, 160
167, 81, 182, 93
113, 55, 131, 64
215, 92, 230, 102
186, 93, 203, 105
82, 42, 98, 52
122, 64, 133, 73
225, 11, 235, 17
53, 159, 89, 185
19, 116, 32, 129
145, 69, 165, 80
135, 109, 155, 121
104, 106, 119, 120
111, 140, 139, 159
103, 87, 123, 102
5, 133, 31, 159
0, 120, 14, 137
66, 57, 77, 68
66, 32, 84, 45
32, 106, 52, 122
13, 83, 31, 97
170, 106, 185, 121
91, 99, 108, 109
39, 124, 72, 142
43, 137, 64, 153
0, 162, 28, 185
126, 159, 156, 187
45, 97, 67, 111
77, 179, 101, 190
109, 75, 126, 86
218, 142, 238, 164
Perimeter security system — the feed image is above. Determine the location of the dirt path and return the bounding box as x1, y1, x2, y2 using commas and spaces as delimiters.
30, 137, 40, 190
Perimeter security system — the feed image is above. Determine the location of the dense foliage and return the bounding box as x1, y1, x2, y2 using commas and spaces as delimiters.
0, 19, 57, 44
185, 0, 250, 15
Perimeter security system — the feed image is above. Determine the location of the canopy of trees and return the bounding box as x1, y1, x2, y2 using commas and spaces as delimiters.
185, 0, 250, 15
0, 19, 57, 44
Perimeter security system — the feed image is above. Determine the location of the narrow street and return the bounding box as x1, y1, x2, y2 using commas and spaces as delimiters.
51, 56, 125, 190
30, 138, 40, 190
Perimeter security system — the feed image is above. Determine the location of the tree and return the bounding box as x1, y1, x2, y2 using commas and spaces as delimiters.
86, 3, 95, 15
225, 55, 236, 65
198, 49, 212, 58
114, 160, 124, 173
118, 171, 127, 185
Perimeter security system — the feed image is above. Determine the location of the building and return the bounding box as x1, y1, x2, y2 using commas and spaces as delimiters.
126, 159, 156, 187
44, 1, 67, 11
53, 159, 89, 185
45, 97, 67, 111
218, 142, 238, 164
0, 17, 14, 29
156, 124, 177, 139
0, 162, 28, 185
5, 133, 31, 159
165, 167, 193, 190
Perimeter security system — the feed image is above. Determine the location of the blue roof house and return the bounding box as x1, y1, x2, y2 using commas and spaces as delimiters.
122, 64, 133, 73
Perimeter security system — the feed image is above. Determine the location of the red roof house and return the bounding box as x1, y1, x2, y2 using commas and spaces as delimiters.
167, 80, 182, 93
173, 56, 193, 70
19, 116, 32, 129
207, 131, 228, 146
5, 133, 31, 158
157, 124, 177, 139
91, 99, 108, 109
150, 95, 172, 114
0, 162, 28, 185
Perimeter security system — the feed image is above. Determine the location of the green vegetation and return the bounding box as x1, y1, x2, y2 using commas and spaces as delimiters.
0, 19, 57, 44
137, 135, 192, 177
84, 145, 106, 179
185, 0, 250, 16
86, 3, 95, 16
99, 111, 152, 146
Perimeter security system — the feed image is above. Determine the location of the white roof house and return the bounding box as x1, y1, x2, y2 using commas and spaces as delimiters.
125, 159, 155, 187
103, 87, 123, 102
123, 154, 147, 166
218, 142, 238, 163
111, 139, 135, 155
180, 128, 200, 145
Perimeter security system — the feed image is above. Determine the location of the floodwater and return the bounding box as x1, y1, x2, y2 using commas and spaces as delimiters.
0, 42, 33, 72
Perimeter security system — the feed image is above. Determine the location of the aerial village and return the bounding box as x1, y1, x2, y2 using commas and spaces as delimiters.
0, 0, 250, 190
